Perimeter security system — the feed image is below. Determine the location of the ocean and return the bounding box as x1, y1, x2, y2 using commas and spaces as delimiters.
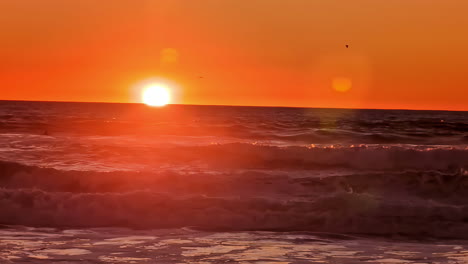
0, 100, 467, 263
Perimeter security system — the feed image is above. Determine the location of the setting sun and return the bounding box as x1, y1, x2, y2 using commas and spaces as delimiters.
142, 85, 171, 107
2, 1, 468, 262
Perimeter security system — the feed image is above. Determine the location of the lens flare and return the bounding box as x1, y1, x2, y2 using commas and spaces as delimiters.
142, 85, 171, 106
332, 77, 352, 92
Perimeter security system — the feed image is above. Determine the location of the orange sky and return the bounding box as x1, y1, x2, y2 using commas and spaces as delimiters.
1, 0, 467, 110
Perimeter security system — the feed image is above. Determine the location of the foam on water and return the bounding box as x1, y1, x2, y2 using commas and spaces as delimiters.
1, 226, 468, 263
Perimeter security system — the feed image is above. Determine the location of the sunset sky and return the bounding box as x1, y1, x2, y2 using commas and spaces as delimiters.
1, 0, 467, 110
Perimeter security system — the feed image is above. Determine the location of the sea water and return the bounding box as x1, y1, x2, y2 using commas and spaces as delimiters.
0, 100, 467, 263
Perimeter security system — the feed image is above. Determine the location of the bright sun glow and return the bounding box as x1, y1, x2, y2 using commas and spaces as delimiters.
142, 85, 171, 106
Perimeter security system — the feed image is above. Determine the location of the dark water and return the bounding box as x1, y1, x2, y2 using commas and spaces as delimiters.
0, 100, 467, 238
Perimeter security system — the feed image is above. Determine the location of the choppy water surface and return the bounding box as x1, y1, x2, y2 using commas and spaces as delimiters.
0, 100, 467, 262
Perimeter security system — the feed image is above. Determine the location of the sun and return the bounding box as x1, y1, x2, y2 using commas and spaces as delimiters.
142, 85, 171, 106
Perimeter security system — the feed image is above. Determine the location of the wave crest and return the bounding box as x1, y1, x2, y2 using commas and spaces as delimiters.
169, 144, 468, 171
1, 188, 468, 238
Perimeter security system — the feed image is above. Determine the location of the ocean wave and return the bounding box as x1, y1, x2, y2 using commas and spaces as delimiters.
0, 143, 467, 173
1, 188, 468, 238
1, 160, 468, 199
1, 159, 468, 238
152, 143, 467, 171
2, 117, 467, 145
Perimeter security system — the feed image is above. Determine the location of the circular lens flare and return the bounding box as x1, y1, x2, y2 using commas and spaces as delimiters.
332, 77, 352, 92
142, 85, 171, 106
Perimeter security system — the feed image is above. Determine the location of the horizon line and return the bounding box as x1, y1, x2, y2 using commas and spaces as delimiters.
0, 99, 466, 113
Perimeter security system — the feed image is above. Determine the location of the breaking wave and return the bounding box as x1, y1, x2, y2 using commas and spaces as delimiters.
2, 141, 467, 173
1, 159, 468, 238
173, 143, 468, 171
1, 188, 468, 238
